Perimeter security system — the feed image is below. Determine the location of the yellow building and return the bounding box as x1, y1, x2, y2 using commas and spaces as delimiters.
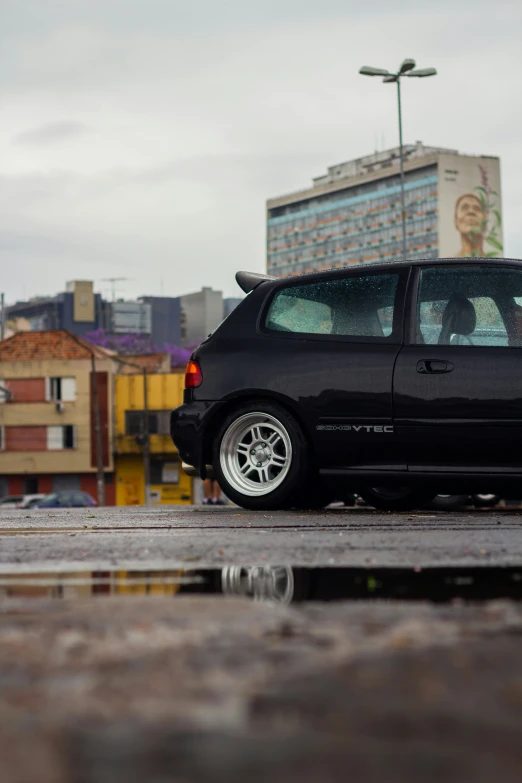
114, 370, 192, 505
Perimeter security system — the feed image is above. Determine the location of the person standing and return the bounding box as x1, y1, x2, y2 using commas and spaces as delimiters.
202, 478, 224, 505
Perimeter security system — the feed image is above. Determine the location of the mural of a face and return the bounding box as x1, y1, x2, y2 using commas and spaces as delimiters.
455, 194, 485, 237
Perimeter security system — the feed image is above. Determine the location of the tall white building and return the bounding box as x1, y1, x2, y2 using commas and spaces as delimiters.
267, 141, 503, 277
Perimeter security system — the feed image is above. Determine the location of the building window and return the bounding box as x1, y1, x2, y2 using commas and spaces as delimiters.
0, 378, 48, 403
46, 377, 76, 402
150, 460, 180, 485
5, 426, 48, 451
47, 425, 77, 450
125, 410, 170, 436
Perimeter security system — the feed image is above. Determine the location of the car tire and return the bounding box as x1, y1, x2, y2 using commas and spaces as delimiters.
213, 401, 313, 511
430, 494, 471, 511
358, 486, 436, 512
473, 494, 500, 508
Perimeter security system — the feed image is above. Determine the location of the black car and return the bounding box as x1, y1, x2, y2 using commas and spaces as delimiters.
171, 258, 522, 511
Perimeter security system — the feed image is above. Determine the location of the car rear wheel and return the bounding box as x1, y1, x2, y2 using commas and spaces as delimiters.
359, 486, 436, 512
213, 401, 312, 510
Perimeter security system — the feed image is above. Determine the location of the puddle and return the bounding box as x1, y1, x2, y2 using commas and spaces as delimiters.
1, 566, 522, 605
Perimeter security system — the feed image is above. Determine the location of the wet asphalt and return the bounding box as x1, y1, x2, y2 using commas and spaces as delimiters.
1, 504, 521, 572
3, 505, 522, 783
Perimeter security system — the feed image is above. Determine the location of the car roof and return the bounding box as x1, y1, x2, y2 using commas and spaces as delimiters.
241, 258, 522, 291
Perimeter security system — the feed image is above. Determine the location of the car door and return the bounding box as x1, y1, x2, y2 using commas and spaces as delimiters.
57, 492, 73, 507
394, 262, 522, 472
71, 492, 88, 507
261, 266, 410, 469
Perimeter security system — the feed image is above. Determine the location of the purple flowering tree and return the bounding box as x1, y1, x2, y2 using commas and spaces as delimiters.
84, 329, 199, 368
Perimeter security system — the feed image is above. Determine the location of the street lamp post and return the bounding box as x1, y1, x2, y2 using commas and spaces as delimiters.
359, 60, 437, 260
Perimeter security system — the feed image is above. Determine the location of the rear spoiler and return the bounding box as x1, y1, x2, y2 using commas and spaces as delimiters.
236, 270, 276, 294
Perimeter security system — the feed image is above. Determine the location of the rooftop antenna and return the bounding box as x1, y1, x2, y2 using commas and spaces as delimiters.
101, 277, 129, 302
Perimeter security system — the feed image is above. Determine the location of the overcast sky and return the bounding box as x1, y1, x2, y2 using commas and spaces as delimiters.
1, 0, 521, 304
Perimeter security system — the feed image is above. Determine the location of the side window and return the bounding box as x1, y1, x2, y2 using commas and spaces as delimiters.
265, 272, 401, 340
416, 265, 522, 347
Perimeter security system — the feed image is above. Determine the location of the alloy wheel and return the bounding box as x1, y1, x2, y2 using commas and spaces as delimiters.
220, 412, 292, 497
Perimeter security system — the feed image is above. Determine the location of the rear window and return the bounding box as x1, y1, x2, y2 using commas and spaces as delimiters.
265, 272, 400, 340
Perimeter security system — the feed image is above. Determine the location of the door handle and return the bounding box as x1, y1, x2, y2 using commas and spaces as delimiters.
416, 360, 454, 374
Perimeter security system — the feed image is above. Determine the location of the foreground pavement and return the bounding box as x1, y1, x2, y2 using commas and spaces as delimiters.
2, 596, 522, 782
2, 505, 522, 782
1, 504, 522, 570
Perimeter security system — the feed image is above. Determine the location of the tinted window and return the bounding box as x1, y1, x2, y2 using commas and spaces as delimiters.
265, 272, 400, 340
417, 266, 522, 347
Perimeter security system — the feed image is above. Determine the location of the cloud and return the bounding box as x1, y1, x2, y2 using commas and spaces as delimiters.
14, 121, 91, 146
0, 0, 521, 304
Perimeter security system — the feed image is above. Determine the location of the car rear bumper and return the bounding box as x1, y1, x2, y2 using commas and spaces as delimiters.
170, 401, 226, 478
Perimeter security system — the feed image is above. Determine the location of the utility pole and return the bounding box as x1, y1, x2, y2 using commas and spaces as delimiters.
0, 293, 5, 340
142, 369, 151, 506
396, 76, 407, 261
91, 353, 106, 506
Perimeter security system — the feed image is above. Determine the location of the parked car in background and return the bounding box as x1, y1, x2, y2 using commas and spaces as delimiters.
19, 494, 46, 509
0, 495, 25, 509
172, 258, 522, 511
430, 493, 501, 511
34, 491, 97, 508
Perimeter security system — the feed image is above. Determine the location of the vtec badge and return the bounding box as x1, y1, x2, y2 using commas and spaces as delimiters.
316, 424, 394, 433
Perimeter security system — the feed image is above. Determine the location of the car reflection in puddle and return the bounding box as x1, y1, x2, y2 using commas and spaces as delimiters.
1, 566, 522, 604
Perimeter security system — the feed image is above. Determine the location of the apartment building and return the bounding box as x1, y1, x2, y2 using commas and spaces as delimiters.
6, 281, 103, 336
0, 331, 116, 502
267, 141, 503, 276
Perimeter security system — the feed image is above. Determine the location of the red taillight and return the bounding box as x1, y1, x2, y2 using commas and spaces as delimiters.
185, 360, 203, 388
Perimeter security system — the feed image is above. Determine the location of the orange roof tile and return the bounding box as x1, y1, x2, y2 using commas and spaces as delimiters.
0, 330, 114, 362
